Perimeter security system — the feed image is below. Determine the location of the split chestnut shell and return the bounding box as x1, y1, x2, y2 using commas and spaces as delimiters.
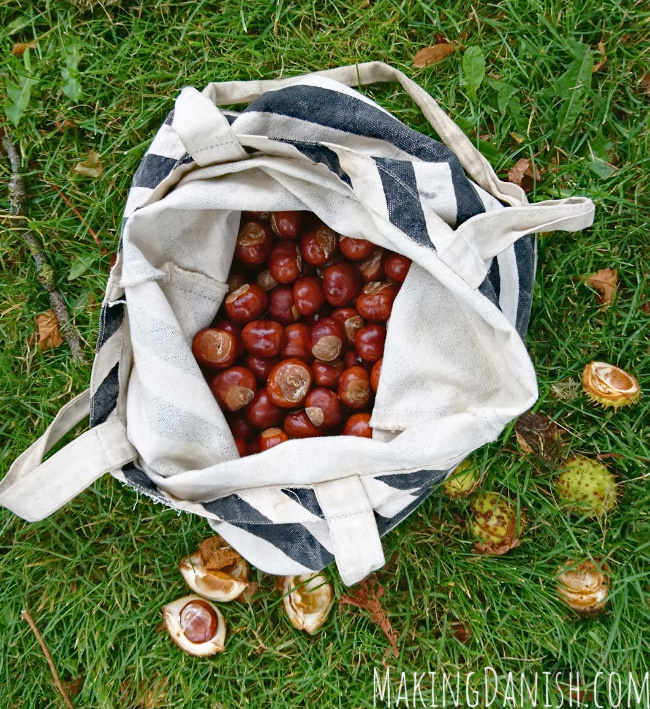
556, 559, 609, 617
179, 552, 249, 602
582, 361, 640, 408
282, 573, 334, 634
470, 492, 524, 555
163, 595, 226, 656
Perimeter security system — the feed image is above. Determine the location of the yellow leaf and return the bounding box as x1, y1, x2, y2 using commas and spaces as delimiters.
73, 151, 103, 178
35, 310, 63, 350
586, 268, 617, 309
413, 43, 456, 68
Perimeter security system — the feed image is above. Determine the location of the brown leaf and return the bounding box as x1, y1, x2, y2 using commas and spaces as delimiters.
12, 42, 36, 57
413, 43, 456, 68
56, 119, 78, 131
198, 535, 241, 571
35, 310, 63, 351
73, 151, 103, 178
640, 73, 650, 95
507, 158, 541, 192
509, 131, 525, 144
586, 267, 617, 308
593, 42, 607, 71
339, 577, 398, 658
515, 412, 567, 468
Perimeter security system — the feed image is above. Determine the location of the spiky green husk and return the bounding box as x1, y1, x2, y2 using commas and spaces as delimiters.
470, 492, 524, 554
443, 458, 479, 498
555, 456, 617, 518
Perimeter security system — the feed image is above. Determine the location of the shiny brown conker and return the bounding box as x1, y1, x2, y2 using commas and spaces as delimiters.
235, 221, 274, 267
192, 328, 238, 370
331, 307, 365, 348
269, 241, 303, 284
258, 427, 290, 451
338, 235, 375, 261
370, 358, 382, 393
299, 224, 337, 266
355, 281, 397, 322
355, 323, 386, 363
270, 211, 304, 239
241, 320, 285, 358
384, 252, 412, 284
267, 358, 313, 408
358, 247, 385, 283
179, 599, 219, 644
284, 410, 322, 438
211, 366, 258, 412
293, 276, 325, 316
245, 354, 281, 382
342, 412, 372, 438
338, 366, 372, 409
306, 317, 345, 362
269, 285, 300, 326
322, 262, 362, 307
245, 388, 284, 429
281, 323, 313, 363
311, 358, 345, 389
224, 284, 268, 325
305, 388, 342, 430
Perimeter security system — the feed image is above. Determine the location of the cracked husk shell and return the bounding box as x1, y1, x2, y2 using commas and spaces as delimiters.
179, 552, 249, 602
582, 361, 640, 408
557, 559, 609, 617
282, 573, 334, 634
163, 595, 226, 656
555, 456, 617, 518
470, 492, 524, 555
443, 458, 479, 498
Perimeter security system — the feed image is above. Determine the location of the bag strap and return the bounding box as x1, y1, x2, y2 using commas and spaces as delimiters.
313, 476, 385, 586
0, 390, 136, 522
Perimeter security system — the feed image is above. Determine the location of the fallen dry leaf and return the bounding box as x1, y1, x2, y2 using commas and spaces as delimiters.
413, 43, 456, 68
56, 119, 78, 131
73, 151, 103, 178
640, 73, 650, 95
515, 412, 567, 468
593, 41, 607, 71
12, 42, 37, 57
507, 158, 541, 192
509, 131, 525, 144
198, 535, 241, 571
586, 267, 617, 308
35, 310, 63, 351
339, 577, 398, 659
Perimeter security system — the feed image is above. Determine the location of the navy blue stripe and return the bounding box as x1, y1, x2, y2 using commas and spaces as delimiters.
95, 301, 125, 351
376, 483, 440, 536
122, 463, 160, 494
514, 234, 536, 338
132, 154, 178, 189
89, 362, 119, 428
281, 488, 325, 518
273, 139, 352, 187
243, 84, 485, 224
375, 469, 447, 492
203, 494, 273, 524
375, 158, 431, 248
478, 256, 502, 310
163, 109, 174, 126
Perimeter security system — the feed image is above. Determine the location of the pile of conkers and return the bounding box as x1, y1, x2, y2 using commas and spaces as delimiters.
192, 210, 411, 456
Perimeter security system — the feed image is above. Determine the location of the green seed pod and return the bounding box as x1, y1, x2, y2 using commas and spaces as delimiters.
443, 458, 479, 498
470, 492, 524, 555
555, 456, 617, 518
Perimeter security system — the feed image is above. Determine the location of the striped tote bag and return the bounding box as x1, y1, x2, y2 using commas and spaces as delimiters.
0, 62, 594, 585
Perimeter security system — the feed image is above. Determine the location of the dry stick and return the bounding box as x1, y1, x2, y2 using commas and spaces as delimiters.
2, 130, 84, 361
21, 609, 75, 709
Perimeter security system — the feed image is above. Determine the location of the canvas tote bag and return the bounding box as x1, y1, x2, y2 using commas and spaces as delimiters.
0, 62, 595, 585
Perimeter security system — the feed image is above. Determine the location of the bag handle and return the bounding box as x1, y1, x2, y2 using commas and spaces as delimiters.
313, 476, 385, 586
0, 390, 136, 522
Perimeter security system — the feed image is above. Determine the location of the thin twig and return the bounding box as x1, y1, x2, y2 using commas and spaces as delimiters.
45, 180, 104, 252
1, 128, 84, 361
21, 609, 75, 709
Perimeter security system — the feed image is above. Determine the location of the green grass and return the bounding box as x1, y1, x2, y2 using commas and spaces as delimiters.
1, 0, 649, 707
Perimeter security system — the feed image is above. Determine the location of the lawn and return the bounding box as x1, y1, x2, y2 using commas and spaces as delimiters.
1, 1, 648, 707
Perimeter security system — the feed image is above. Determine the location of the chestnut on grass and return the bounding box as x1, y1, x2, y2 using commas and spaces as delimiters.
192, 328, 238, 370
235, 221, 274, 267
322, 262, 362, 307
355, 323, 386, 363
246, 388, 284, 429
242, 320, 285, 358
224, 284, 268, 325
258, 427, 290, 451
267, 358, 313, 408
163, 596, 226, 656
343, 412, 372, 438
338, 366, 372, 409
306, 318, 345, 362
211, 366, 258, 412
271, 211, 304, 239
269, 241, 303, 284
355, 281, 397, 321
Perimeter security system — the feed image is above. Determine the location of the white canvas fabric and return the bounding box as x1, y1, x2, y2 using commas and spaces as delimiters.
0, 62, 595, 585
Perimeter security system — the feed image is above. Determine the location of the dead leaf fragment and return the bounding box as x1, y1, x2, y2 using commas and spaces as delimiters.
586, 267, 617, 308
640, 73, 650, 95
73, 151, 103, 178
515, 412, 567, 468
339, 577, 398, 659
509, 131, 525, 144
36, 310, 63, 351
413, 43, 456, 68
593, 42, 607, 72
12, 42, 37, 57
198, 535, 241, 571
507, 158, 541, 193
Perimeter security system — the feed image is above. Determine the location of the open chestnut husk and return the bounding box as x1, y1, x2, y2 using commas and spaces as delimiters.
282, 573, 334, 634
556, 559, 609, 617
163, 596, 226, 656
